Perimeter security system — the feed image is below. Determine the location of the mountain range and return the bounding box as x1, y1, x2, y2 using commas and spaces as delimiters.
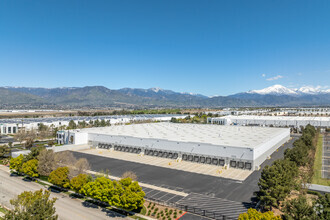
0, 85, 329, 108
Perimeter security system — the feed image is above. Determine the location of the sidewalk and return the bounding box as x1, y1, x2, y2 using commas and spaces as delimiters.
307, 184, 330, 193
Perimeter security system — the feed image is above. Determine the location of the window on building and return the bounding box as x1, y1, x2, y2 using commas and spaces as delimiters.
13, 127, 16, 133
8, 127, 11, 133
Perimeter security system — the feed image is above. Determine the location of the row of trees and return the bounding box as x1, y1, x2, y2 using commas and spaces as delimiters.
254, 125, 329, 219
170, 115, 209, 124
9, 147, 90, 178
9, 148, 145, 211
67, 119, 111, 130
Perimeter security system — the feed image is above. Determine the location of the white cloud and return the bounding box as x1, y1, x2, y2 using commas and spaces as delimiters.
261, 74, 266, 77
266, 75, 283, 81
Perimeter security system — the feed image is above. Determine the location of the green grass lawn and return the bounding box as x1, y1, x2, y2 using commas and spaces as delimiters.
312, 134, 330, 186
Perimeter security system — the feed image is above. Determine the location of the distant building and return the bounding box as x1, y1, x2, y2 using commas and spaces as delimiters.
0, 123, 19, 135
208, 115, 330, 130
0, 114, 186, 135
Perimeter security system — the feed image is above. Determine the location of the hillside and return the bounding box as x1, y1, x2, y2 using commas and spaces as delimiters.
1, 85, 330, 108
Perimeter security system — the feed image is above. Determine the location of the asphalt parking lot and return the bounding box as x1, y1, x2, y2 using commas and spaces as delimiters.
82, 148, 252, 181
323, 133, 330, 179
71, 137, 297, 205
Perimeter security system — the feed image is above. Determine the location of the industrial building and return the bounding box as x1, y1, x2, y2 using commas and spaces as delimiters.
57, 123, 290, 170
0, 114, 185, 135
0, 124, 19, 134
208, 115, 330, 129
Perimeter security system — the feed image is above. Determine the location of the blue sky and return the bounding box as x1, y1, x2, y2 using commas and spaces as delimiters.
0, 0, 329, 96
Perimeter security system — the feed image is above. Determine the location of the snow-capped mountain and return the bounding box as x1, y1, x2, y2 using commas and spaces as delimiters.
247, 84, 329, 96
295, 86, 330, 95
247, 85, 298, 95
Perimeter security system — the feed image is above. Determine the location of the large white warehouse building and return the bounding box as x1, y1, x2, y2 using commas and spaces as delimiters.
208, 115, 330, 129
57, 123, 290, 171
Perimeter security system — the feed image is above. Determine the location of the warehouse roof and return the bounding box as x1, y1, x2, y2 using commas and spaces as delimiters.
78, 122, 289, 149
223, 115, 330, 122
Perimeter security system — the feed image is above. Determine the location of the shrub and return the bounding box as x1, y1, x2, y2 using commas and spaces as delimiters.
10, 154, 24, 173
48, 167, 70, 188
22, 159, 39, 178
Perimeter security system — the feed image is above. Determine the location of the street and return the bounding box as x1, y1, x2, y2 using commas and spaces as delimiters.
0, 166, 128, 220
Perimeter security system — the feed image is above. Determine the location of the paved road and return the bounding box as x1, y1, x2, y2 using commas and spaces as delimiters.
72, 137, 297, 204
0, 166, 127, 220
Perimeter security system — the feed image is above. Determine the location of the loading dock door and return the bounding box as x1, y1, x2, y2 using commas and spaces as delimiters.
212, 158, 218, 165
245, 162, 252, 170
238, 162, 244, 169
200, 157, 205, 163
219, 159, 225, 166
230, 160, 237, 168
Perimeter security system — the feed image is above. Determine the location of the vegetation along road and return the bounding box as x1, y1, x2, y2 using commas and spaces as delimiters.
0, 165, 128, 220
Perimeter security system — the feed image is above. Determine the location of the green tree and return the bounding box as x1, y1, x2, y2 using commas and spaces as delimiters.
24, 146, 45, 162
170, 117, 177, 123
314, 193, 330, 220
48, 167, 70, 188
38, 123, 48, 132
284, 144, 309, 166
70, 174, 92, 193
100, 119, 106, 127
238, 208, 281, 220
67, 120, 77, 129
22, 159, 39, 178
0, 145, 10, 158
94, 119, 100, 127
282, 195, 316, 220
9, 154, 24, 173
80, 176, 116, 203
257, 159, 298, 210
113, 178, 145, 211
4, 189, 57, 220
